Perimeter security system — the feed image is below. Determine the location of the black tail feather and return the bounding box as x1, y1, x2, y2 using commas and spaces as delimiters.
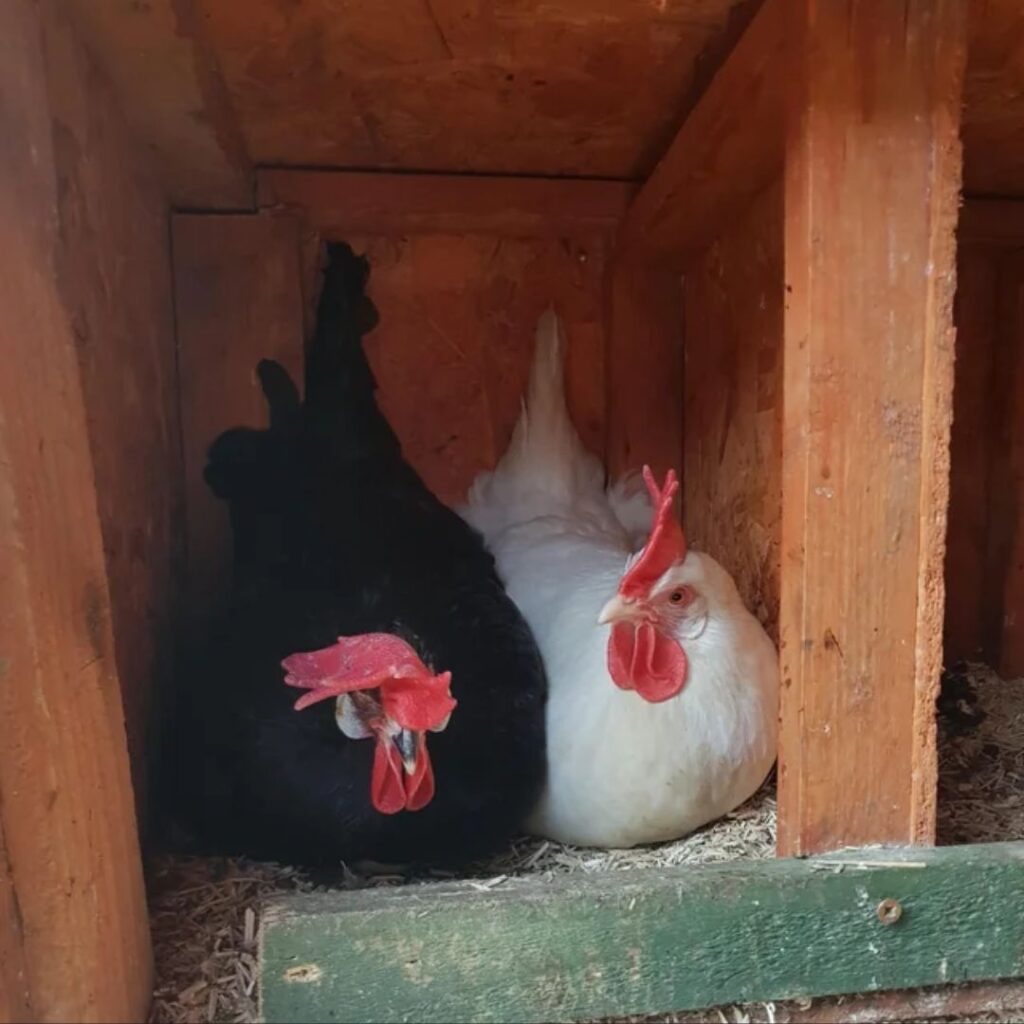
257, 359, 301, 428
302, 241, 399, 462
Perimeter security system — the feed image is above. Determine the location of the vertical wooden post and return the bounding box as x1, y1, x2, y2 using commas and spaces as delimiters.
778, 0, 967, 856
173, 214, 306, 624
605, 256, 684, 482
0, 0, 152, 1017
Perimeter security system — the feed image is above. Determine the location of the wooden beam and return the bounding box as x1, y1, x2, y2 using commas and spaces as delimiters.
617, 0, 785, 268
778, 0, 968, 857
258, 170, 634, 239
0, 1, 152, 1018
260, 842, 1024, 1024
958, 198, 1024, 247
172, 213, 305, 626
65, 0, 252, 207
605, 256, 683, 482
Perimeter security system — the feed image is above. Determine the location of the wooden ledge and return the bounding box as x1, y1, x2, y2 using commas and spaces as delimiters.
260, 841, 1024, 1023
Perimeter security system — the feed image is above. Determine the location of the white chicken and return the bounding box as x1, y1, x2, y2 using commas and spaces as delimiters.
461, 310, 779, 848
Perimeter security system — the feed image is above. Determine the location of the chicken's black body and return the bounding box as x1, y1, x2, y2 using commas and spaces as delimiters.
166, 243, 546, 867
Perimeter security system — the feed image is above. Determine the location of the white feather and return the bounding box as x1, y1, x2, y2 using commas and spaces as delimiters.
462, 309, 779, 848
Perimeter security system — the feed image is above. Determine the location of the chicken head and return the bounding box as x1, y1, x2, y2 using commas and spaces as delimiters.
282, 634, 456, 813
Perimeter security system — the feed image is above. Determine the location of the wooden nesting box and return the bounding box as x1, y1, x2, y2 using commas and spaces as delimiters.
3, 0, 1024, 1021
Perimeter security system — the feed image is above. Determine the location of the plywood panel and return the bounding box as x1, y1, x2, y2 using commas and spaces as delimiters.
65, 0, 252, 206
605, 258, 683, 483
194, 0, 749, 178
964, 0, 1024, 197
619, 0, 784, 268
0, 0, 151, 1017
259, 169, 633, 239
945, 246, 1000, 665
41, 0, 182, 817
778, 0, 966, 857
683, 180, 782, 638
348, 234, 608, 506
173, 213, 305, 623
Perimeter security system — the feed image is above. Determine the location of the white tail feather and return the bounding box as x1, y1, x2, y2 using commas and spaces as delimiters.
461, 309, 603, 534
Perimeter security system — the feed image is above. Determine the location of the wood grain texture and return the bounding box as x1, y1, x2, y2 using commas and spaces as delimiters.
259, 169, 634, 239
0, 819, 31, 1023
173, 213, 305, 625
41, 0, 182, 820
604, 256, 682, 483
959, 199, 1024, 246
0, 0, 152, 1018
683, 181, 782, 639
348, 233, 608, 506
945, 246, 1000, 665
964, 0, 1024, 197
778, 0, 967, 857
260, 842, 1024, 1024
65, 0, 252, 206
193, 0, 744, 178
618, 0, 785, 268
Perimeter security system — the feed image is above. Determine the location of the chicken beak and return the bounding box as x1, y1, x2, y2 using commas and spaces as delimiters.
598, 594, 633, 626
393, 728, 419, 776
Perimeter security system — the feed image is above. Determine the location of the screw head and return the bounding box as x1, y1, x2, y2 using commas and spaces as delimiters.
876, 898, 903, 925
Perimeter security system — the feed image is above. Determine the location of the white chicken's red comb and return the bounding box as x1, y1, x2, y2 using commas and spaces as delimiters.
618, 467, 686, 600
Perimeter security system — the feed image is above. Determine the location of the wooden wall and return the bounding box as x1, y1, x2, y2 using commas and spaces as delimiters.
172, 217, 610, 621
682, 181, 783, 638
40, 1, 182, 817
352, 233, 608, 506
0, 0, 156, 1018
946, 210, 1024, 678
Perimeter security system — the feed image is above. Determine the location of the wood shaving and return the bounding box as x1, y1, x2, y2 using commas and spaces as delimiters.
148, 663, 1024, 1023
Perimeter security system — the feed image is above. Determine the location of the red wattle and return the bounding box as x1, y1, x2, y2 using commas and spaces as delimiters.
404, 736, 435, 812
607, 621, 688, 703
370, 740, 408, 815
370, 735, 436, 814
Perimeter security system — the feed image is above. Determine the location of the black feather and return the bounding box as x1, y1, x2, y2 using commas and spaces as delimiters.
166, 242, 547, 867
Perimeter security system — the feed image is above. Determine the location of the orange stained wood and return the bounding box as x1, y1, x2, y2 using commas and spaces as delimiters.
192, 0, 749, 180
778, 0, 967, 857
258, 169, 634, 239
0, 1, 152, 1018
618, 0, 785, 269
42, 0, 184, 817
604, 255, 683, 485
64, 0, 252, 206
173, 213, 306, 625
348, 233, 609, 506
683, 180, 783, 640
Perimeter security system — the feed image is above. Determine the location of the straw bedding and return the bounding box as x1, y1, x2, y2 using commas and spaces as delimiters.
148, 663, 1024, 1024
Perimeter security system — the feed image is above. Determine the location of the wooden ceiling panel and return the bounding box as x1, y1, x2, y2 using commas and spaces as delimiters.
192, 0, 746, 178
965, 0, 1024, 196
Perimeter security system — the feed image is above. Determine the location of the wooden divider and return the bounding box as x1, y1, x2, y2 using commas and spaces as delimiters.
0, 0, 152, 1017
778, 0, 968, 856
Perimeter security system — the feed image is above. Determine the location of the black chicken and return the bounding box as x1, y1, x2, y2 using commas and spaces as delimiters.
165, 242, 547, 868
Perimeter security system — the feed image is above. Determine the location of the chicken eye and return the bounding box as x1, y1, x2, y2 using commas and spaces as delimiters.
669, 589, 686, 604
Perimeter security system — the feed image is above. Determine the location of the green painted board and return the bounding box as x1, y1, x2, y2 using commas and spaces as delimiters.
260, 841, 1024, 1023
